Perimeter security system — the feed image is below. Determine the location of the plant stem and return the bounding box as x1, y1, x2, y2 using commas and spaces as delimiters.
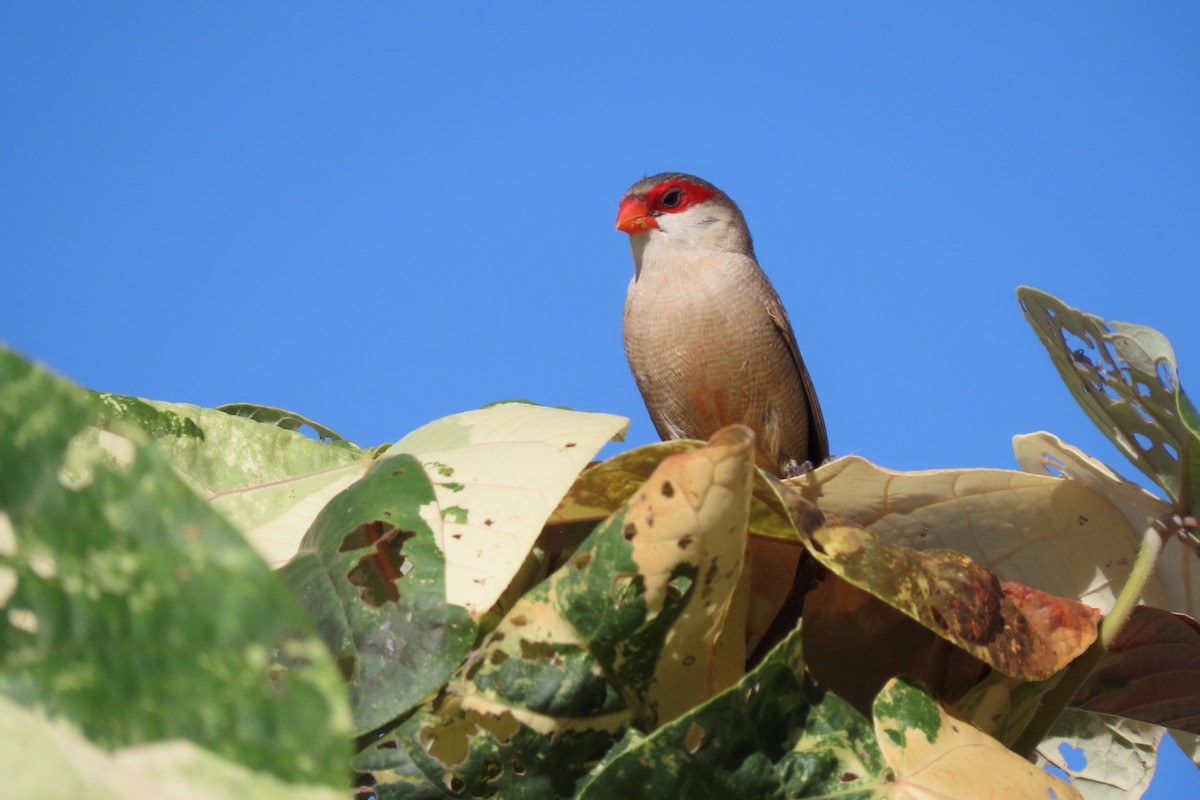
1010, 513, 1173, 759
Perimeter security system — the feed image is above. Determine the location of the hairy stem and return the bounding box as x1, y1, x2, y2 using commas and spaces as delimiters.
1010, 513, 1173, 759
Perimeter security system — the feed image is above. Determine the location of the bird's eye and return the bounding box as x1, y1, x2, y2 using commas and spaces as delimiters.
659, 188, 684, 209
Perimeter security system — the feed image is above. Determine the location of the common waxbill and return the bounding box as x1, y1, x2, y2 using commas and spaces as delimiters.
616, 173, 828, 476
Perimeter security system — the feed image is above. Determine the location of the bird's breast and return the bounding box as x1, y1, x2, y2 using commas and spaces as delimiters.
623, 253, 804, 448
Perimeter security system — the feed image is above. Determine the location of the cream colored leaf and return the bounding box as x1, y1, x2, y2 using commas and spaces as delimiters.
628, 425, 755, 719
1035, 709, 1161, 800
454, 425, 754, 734
385, 403, 629, 613
0, 696, 342, 800
241, 470, 366, 566
1014, 431, 1195, 619
789, 456, 1163, 615
874, 679, 1081, 800
548, 439, 799, 653
82, 398, 372, 567
1169, 729, 1200, 768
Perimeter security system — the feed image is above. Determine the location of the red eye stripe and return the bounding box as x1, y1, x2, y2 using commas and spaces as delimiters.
645, 180, 718, 214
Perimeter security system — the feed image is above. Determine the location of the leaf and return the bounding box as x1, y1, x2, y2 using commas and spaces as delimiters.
215, 401, 353, 445
789, 507, 1098, 681
358, 427, 757, 797
358, 701, 617, 800
1071, 605, 1200, 734
1018, 286, 1200, 510
0, 696, 344, 800
550, 438, 802, 654
801, 574, 988, 715
384, 402, 629, 614
875, 678, 1081, 800
0, 350, 350, 787
1035, 709, 1161, 800
951, 671, 1060, 748
576, 626, 887, 800
459, 425, 755, 731
550, 439, 795, 541
90, 392, 371, 566
279, 455, 476, 735
1170, 729, 1200, 768
1014, 431, 1195, 619
789, 455, 1146, 616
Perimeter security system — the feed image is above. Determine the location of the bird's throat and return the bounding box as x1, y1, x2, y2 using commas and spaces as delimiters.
628, 233, 650, 280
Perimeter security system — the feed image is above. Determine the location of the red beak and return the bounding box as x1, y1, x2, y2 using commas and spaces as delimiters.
615, 197, 658, 233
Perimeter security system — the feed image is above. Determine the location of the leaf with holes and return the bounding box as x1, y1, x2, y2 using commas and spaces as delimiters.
550, 439, 803, 656
88, 392, 372, 566
279, 455, 476, 735
0, 350, 350, 788
876, 678, 1081, 800
576, 626, 887, 799
783, 501, 1098, 681
1035, 709, 1161, 800
356, 428, 756, 797
788, 455, 1153, 616
1013, 431, 1197, 619
461, 426, 755, 729
214, 402, 354, 446
1018, 286, 1200, 511
550, 439, 795, 540
384, 402, 630, 615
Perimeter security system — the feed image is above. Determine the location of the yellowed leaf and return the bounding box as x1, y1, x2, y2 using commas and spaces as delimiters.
788, 455, 1161, 615
874, 679, 1081, 800
799, 519, 1097, 681
627, 425, 755, 718
1014, 431, 1192, 618
453, 425, 755, 733
550, 439, 800, 653
385, 403, 628, 613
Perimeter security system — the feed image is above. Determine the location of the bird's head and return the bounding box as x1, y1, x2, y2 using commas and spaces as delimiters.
615, 173, 754, 269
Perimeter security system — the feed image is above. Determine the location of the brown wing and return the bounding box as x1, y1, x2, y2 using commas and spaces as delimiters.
763, 291, 829, 466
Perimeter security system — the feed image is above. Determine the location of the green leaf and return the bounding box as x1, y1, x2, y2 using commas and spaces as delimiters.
577, 627, 885, 800
875, 678, 1081, 799
0, 349, 350, 787
215, 402, 354, 445
280, 455, 476, 734
1018, 286, 1199, 510
89, 392, 371, 565
0, 696, 346, 800
384, 402, 630, 614
355, 429, 758, 797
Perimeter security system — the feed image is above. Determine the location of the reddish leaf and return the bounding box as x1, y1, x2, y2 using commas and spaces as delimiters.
1073, 606, 1200, 734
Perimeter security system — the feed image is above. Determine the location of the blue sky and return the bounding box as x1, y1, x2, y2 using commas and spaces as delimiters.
2, 3, 1196, 794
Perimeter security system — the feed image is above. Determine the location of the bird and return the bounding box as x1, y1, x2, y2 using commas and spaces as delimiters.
616, 172, 828, 477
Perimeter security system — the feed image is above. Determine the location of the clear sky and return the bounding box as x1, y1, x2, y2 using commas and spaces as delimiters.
2, 3, 1196, 795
